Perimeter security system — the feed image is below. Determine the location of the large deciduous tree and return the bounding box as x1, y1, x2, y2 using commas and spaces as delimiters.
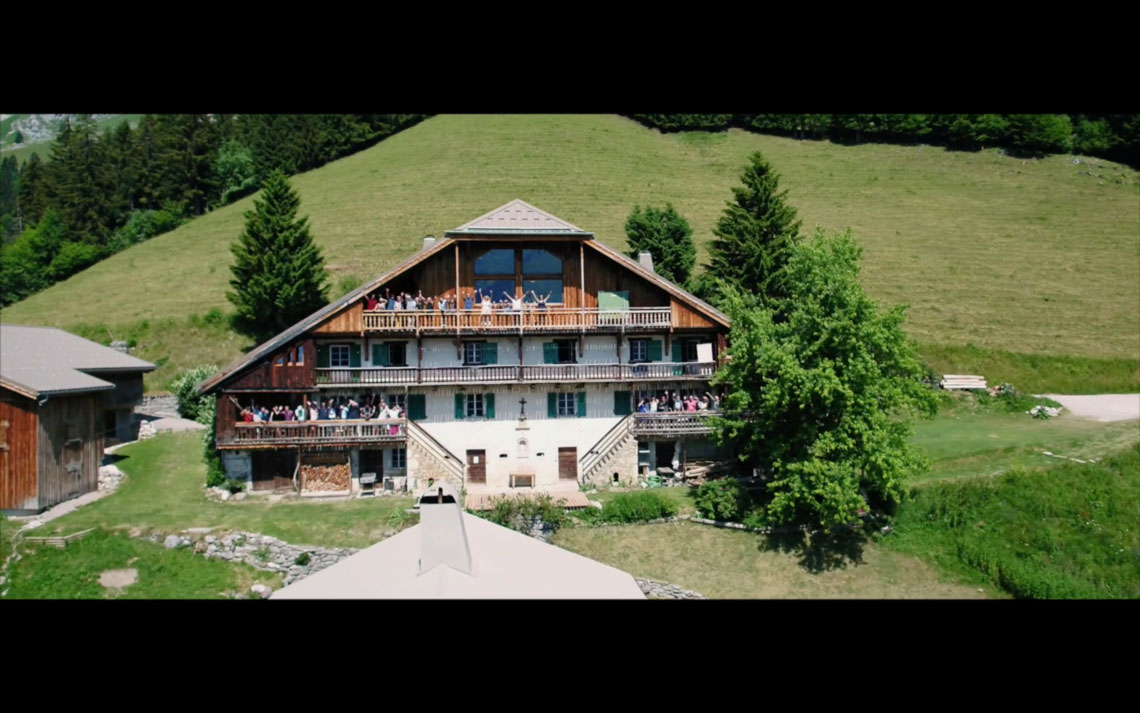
705, 151, 801, 305
711, 228, 937, 532
624, 203, 696, 285
227, 170, 329, 339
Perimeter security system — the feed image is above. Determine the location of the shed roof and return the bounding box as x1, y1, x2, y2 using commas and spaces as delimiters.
271, 512, 645, 599
0, 324, 155, 398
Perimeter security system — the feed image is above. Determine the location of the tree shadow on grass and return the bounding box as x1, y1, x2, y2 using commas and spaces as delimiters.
760, 529, 867, 574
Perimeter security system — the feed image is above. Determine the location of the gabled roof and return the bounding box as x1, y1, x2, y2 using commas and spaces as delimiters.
445, 199, 592, 237
0, 324, 155, 398
198, 202, 731, 394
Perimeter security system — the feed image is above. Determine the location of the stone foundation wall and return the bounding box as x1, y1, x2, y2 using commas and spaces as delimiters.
407, 439, 462, 492
583, 434, 639, 488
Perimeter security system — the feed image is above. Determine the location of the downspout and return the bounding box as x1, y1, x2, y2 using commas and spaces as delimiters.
293, 446, 301, 493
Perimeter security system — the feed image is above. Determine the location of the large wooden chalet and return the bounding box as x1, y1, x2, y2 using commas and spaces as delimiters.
198, 200, 731, 497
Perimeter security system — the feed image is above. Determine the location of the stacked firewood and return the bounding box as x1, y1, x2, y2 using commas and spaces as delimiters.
300, 463, 351, 492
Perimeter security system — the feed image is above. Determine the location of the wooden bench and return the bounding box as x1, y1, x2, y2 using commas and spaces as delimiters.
940, 374, 988, 390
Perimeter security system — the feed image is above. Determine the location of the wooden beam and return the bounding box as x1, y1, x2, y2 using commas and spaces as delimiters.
579, 241, 585, 310
454, 242, 460, 303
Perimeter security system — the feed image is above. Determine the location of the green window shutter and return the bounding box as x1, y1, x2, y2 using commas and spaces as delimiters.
648, 339, 663, 361
543, 342, 558, 364
408, 394, 426, 421
317, 344, 329, 368
673, 340, 685, 362
483, 342, 498, 365
372, 343, 389, 366
577, 391, 587, 418
454, 394, 465, 419
547, 392, 558, 418
614, 390, 632, 416
485, 393, 495, 419
350, 344, 362, 367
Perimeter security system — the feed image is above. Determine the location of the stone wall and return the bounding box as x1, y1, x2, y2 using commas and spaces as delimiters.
407, 438, 462, 492
636, 578, 705, 600
583, 432, 639, 488
134, 529, 369, 589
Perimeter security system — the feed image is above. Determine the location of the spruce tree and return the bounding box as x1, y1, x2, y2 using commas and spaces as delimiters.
227, 169, 329, 339
16, 152, 49, 227
706, 151, 801, 305
624, 203, 696, 284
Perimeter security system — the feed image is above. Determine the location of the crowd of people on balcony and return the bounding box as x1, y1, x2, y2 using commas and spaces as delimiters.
238, 396, 404, 424
362, 288, 553, 315
636, 390, 722, 414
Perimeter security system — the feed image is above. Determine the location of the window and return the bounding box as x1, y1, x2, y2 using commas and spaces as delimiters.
474, 279, 515, 302
296, 345, 304, 365
556, 393, 576, 417
556, 340, 576, 364
466, 393, 485, 418
464, 342, 484, 366
522, 278, 563, 304
391, 447, 406, 470
522, 249, 561, 274
387, 394, 407, 411
275, 356, 284, 366
630, 338, 648, 363
330, 344, 351, 368
475, 249, 515, 275
682, 339, 699, 362
387, 342, 407, 367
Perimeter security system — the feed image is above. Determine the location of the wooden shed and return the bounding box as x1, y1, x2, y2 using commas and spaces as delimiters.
0, 325, 154, 514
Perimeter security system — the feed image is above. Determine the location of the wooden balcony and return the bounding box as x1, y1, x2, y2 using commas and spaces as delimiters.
630, 412, 717, 436
361, 307, 672, 334
220, 419, 407, 448
315, 362, 717, 386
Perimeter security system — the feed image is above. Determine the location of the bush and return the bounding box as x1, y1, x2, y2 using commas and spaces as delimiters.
169, 365, 220, 424
598, 491, 677, 523
294, 552, 311, 566
481, 494, 567, 533
223, 478, 245, 494
694, 478, 751, 521
205, 464, 225, 489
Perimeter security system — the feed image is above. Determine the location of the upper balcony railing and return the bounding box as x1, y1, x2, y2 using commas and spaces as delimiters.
361, 307, 672, 333
315, 362, 716, 386
222, 419, 407, 446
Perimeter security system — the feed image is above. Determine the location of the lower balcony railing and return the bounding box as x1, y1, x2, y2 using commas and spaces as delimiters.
223, 419, 407, 446
630, 412, 719, 435
315, 362, 716, 386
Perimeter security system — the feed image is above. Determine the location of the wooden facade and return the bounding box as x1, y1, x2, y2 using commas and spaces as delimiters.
0, 385, 101, 513
0, 388, 38, 511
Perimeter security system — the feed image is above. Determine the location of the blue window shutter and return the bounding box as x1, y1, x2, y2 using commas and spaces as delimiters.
543, 342, 558, 364
454, 394, 465, 419
483, 342, 498, 365
547, 392, 557, 418
577, 391, 587, 418
485, 393, 495, 419
648, 339, 663, 361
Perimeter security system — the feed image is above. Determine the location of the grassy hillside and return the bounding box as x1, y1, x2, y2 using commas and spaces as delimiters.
2, 115, 1137, 390
885, 442, 1140, 598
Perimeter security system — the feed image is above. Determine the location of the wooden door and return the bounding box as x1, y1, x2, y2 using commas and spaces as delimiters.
252, 450, 296, 491
466, 449, 486, 484
558, 447, 578, 480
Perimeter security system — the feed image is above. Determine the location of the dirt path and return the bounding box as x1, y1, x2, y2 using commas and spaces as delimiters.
1042, 394, 1140, 422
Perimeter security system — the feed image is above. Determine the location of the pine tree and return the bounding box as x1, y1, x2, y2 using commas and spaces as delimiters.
706, 151, 801, 305
16, 152, 49, 228
624, 203, 696, 285
227, 170, 329, 339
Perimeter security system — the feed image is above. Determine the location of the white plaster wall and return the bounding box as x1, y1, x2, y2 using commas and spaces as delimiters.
414, 384, 623, 488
